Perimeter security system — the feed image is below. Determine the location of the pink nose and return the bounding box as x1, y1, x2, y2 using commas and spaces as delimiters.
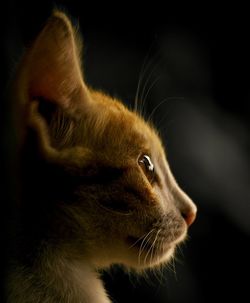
182, 210, 196, 227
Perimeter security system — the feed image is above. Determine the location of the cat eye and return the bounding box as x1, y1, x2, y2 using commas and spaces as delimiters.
138, 154, 155, 182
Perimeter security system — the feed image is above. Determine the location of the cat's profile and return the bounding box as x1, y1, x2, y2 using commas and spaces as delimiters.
6, 11, 197, 303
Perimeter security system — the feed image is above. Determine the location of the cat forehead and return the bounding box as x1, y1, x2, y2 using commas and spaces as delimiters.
87, 90, 164, 156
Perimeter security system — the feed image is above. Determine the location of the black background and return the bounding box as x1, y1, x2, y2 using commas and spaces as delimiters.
2, 1, 250, 302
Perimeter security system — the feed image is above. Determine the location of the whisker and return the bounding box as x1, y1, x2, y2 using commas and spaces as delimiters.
151, 237, 166, 286
134, 46, 161, 114
176, 243, 185, 259
143, 230, 157, 266
140, 76, 161, 117
139, 232, 155, 266
138, 229, 156, 265
129, 229, 155, 249
171, 256, 178, 281
134, 69, 144, 113
152, 263, 165, 288
147, 96, 184, 123
147, 98, 170, 123
159, 261, 166, 285
149, 229, 162, 266
134, 42, 157, 112
142, 233, 155, 266
139, 63, 160, 115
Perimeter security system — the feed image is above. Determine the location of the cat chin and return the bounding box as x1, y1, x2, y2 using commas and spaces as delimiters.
91, 242, 176, 270
121, 229, 188, 269
91, 228, 187, 269
118, 243, 176, 270
124, 245, 175, 273
95, 250, 176, 273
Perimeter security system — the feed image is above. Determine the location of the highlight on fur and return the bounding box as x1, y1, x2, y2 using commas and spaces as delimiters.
6, 11, 197, 303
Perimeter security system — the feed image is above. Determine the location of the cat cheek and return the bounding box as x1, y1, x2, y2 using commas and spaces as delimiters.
151, 185, 170, 210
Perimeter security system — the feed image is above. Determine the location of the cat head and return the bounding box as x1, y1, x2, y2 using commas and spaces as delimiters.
15, 11, 197, 269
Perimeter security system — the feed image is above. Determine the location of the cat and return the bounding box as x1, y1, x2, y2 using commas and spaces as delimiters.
6, 10, 197, 303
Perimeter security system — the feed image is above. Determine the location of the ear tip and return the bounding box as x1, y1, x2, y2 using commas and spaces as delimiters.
48, 10, 73, 32
52, 10, 69, 20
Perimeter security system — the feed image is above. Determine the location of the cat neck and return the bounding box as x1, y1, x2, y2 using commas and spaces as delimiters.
8, 133, 112, 302
9, 253, 111, 303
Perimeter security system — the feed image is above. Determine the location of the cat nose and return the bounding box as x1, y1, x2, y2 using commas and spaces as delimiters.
181, 209, 196, 227
172, 184, 197, 227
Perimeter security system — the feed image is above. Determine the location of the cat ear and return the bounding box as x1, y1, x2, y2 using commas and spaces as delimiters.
15, 11, 93, 164
19, 10, 90, 112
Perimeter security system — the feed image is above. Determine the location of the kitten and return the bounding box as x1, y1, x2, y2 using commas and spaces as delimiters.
6, 11, 197, 303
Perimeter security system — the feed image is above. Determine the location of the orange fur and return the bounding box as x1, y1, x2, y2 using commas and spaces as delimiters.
6, 11, 197, 303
